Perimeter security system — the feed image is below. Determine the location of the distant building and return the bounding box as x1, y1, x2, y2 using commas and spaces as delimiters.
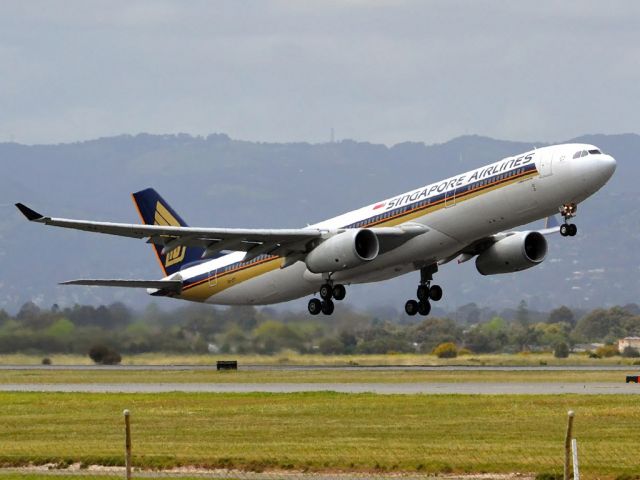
573, 343, 604, 353
618, 337, 640, 353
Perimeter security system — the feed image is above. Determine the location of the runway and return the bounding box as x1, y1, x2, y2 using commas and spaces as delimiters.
1, 382, 638, 394
0, 364, 636, 371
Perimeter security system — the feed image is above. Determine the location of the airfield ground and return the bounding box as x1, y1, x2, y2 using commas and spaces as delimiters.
2, 352, 640, 367
0, 367, 635, 384
0, 391, 638, 474
0, 365, 638, 479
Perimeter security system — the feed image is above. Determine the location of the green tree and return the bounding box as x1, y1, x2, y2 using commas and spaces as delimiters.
516, 300, 530, 327
412, 318, 461, 352
252, 321, 304, 354
573, 307, 631, 342
45, 318, 75, 338
548, 306, 576, 327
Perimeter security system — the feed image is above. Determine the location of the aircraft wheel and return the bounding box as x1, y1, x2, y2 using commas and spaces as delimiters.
321, 299, 335, 315
560, 224, 569, 237
405, 300, 419, 316
308, 298, 322, 316
568, 224, 577, 236
429, 285, 443, 302
319, 284, 333, 300
417, 285, 430, 301
418, 300, 431, 316
332, 284, 346, 301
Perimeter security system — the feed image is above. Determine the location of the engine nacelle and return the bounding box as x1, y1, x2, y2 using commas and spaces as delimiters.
305, 229, 379, 273
475, 231, 547, 275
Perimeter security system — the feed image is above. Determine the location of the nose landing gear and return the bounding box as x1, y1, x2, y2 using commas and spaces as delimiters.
559, 203, 578, 237
308, 280, 347, 316
405, 265, 442, 316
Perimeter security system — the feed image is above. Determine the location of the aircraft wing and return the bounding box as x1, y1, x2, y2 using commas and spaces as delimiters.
438, 216, 562, 266
15, 203, 425, 261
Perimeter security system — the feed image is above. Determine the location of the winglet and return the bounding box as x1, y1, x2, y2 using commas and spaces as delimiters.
15, 203, 44, 221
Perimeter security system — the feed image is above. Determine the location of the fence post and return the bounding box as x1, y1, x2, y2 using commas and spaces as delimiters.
564, 410, 574, 480
124, 409, 132, 480
571, 438, 580, 480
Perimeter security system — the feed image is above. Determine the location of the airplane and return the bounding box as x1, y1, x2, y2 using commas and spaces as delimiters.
16, 143, 616, 316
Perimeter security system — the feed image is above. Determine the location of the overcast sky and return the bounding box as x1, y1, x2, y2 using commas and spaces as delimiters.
1, 1, 638, 146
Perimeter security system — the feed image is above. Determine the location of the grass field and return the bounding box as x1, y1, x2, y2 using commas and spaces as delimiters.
0, 392, 637, 477
0, 368, 636, 384
2, 352, 640, 367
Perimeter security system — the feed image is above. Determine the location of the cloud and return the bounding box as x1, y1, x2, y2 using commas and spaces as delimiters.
0, 1, 638, 145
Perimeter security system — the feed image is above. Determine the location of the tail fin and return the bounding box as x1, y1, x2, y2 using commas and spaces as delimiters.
131, 188, 205, 276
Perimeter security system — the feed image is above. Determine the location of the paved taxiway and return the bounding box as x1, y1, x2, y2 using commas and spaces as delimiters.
0, 365, 635, 371
1, 382, 638, 394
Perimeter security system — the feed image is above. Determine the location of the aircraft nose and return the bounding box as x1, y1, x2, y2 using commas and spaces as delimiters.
599, 154, 617, 180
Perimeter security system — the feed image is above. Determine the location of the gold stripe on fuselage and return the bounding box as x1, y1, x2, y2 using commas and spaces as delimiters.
179, 169, 537, 302
180, 257, 281, 302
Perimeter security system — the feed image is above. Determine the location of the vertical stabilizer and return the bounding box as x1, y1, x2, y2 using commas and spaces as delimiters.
131, 188, 205, 276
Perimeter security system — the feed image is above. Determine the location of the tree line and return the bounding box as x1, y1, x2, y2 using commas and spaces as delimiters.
0, 300, 639, 356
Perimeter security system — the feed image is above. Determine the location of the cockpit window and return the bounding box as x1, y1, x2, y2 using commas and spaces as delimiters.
573, 149, 602, 159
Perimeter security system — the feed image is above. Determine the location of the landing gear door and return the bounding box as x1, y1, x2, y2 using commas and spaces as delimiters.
538, 151, 553, 177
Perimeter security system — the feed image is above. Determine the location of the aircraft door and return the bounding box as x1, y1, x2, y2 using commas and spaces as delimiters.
208, 269, 218, 288
538, 151, 553, 177
445, 186, 456, 207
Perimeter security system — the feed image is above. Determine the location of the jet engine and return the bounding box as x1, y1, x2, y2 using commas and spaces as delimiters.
475, 231, 547, 275
305, 229, 379, 273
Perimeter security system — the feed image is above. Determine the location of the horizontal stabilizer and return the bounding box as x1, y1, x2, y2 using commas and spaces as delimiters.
60, 279, 182, 292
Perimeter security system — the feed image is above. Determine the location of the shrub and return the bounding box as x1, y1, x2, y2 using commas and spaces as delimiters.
458, 348, 472, 356
432, 342, 458, 358
595, 344, 619, 358
102, 350, 122, 365
41, 357, 51, 365
587, 350, 601, 359
553, 342, 570, 358
622, 346, 640, 358
536, 473, 562, 480
88, 344, 122, 365
88, 345, 109, 363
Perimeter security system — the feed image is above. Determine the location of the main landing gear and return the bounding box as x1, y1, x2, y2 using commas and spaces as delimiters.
559, 203, 578, 237
405, 265, 443, 317
308, 281, 347, 316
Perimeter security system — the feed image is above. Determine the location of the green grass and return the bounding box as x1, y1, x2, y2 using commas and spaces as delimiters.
0, 476, 201, 480
0, 392, 637, 477
4, 352, 640, 367
0, 476, 120, 480
0, 368, 635, 384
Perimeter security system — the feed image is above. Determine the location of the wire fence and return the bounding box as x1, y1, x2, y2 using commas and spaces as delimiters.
4, 432, 635, 480
2, 401, 638, 480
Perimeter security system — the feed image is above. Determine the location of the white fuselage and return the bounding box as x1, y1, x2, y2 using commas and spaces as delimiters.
168, 143, 616, 305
